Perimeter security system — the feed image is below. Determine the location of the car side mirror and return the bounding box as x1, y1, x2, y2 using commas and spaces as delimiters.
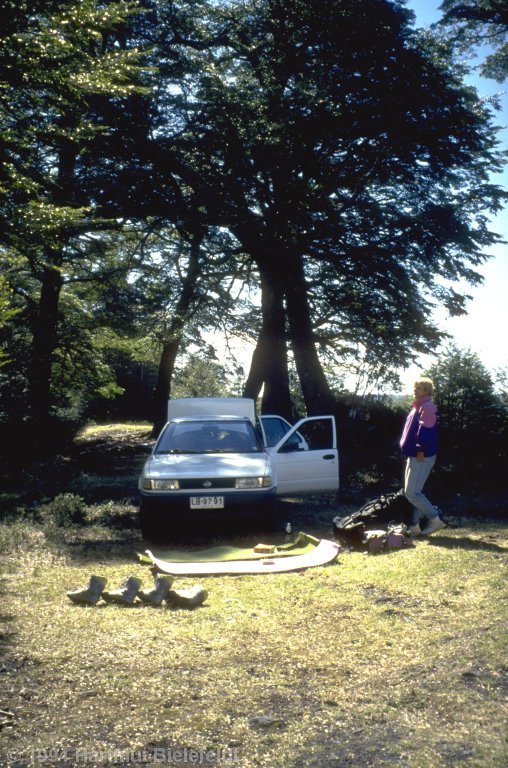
279, 441, 302, 453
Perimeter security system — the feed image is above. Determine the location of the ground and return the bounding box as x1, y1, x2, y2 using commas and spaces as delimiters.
0, 425, 507, 768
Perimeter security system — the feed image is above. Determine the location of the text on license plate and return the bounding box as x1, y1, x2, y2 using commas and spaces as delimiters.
190, 496, 224, 509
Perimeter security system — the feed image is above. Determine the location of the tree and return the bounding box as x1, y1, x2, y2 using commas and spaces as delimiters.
0, 0, 149, 438
171, 351, 232, 399
427, 345, 507, 489
429, 345, 502, 430
148, 222, 256, 433
0, 221, 159, 428
141, 0, 506, 414
439, 0, 508, 81
3, 0, 506, 436
0, 275, 19, 367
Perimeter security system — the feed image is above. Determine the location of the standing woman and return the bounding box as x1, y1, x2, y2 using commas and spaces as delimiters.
400, 377, 445, 536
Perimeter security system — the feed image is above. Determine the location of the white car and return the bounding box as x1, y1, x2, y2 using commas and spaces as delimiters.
138, 398, 339, 538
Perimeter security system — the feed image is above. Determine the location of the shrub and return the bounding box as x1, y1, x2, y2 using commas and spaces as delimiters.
38, 493, 88, 528
0, 520, 47, 552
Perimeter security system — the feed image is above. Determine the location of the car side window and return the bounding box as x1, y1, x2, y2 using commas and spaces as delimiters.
260, 417, 292, 447
277, 418, 333, 453
295, 419, 333, 450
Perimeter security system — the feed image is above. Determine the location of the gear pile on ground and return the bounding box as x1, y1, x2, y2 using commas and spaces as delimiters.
332, 489, 453, 552
333, 490, 416, 552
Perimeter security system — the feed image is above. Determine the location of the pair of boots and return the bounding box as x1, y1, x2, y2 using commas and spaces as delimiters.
66, 574, 208, 608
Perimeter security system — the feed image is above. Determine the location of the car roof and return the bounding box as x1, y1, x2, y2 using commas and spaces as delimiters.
169, 416, 252, 423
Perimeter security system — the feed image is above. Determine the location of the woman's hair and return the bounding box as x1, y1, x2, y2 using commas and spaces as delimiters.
414, 377, 434, 395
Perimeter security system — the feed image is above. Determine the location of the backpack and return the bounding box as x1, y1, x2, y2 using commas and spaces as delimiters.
361, 523, 415, 553
332, 490, 414, 549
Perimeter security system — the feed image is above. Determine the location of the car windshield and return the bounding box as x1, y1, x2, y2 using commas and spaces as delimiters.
155, 419, 263, 454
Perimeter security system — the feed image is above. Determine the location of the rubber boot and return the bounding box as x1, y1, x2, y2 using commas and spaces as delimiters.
102, 576, 142, 605
420, 516, 446, 536
66, 575, 107, 605
137, 574, 174, 606
166, 585, 208, 609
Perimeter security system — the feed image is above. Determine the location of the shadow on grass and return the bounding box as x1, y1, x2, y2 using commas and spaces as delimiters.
56, 509, 290, 564
52, 494, 350, 564
0, 611, 17, 653
63, 538, 143, 564
142, 515, 289, 549
0, 561, 19, 713
427, 534, 508, 553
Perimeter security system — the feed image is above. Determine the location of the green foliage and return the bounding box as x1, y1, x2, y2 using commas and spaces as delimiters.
0, 518, 49, 553
37, 492, 88, 527
142, 0, 506, 390
0, 274, 19, 366
1, 0, 149, 235
429, 344, 505, 431
439, 0, 508, 82
427, 344, 508, 489
1, 0, 506, 436
493, 366, 508, 404
171, 352, 232, 399
0, 0, 152, 432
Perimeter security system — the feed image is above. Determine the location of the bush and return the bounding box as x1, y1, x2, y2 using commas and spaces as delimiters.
0, 520, 48, 552
37, 493, 88, 528
428, 347, 508, 493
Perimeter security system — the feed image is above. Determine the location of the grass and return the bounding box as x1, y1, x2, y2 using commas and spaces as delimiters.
0, 424, 507, 767
1, 515, 507, 768
75, 422, 152, 440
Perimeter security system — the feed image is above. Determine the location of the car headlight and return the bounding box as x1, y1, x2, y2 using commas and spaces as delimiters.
142, 479, 180, 490
235, 477, 272, 489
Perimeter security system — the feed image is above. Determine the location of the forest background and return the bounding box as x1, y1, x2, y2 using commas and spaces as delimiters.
1, 0, 507, 506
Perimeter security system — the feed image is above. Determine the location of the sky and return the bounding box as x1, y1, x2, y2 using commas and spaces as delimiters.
403, 0, 508, 389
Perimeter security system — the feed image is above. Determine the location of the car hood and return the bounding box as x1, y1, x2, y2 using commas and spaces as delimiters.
142, 452, 270, 479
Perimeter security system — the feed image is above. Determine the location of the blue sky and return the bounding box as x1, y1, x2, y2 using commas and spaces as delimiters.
404, 0, 508, 387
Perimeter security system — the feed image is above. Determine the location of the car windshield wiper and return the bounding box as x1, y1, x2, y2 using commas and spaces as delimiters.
201, 448, 260, 454
155, 449, 201, 454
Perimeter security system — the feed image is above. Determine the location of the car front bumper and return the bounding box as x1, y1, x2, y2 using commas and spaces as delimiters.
139, 487, 277, 514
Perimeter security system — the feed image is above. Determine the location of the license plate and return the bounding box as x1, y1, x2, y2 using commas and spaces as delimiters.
190, 496, 224, 509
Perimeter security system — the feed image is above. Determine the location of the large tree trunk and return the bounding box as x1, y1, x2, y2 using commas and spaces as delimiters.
27, 135, 79, 445
284, 251, 336, 414
152, 231, 203, 435
28, 249, 64, 435
152, 335, 181, 436
243, 258, 292, 419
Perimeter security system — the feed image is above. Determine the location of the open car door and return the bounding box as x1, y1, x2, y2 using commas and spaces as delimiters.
266, 415, 339, 496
